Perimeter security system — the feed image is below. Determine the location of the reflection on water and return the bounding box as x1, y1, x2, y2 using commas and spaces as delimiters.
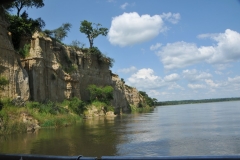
1, 101, 240, 157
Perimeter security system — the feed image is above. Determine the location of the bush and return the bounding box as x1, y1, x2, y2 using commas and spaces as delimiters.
68, 97, 85, 115
84, 47, 114, 68
19, 43, 31, 58
0, 76, 9, 90
26, 101, 67, 115
88, 85, 114, 104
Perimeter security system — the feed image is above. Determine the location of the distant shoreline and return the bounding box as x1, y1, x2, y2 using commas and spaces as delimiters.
157, 97, 240, 106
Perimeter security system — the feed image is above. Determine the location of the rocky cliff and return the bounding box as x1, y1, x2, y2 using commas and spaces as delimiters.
0, 7, 29, 101
0, 8, 146, 113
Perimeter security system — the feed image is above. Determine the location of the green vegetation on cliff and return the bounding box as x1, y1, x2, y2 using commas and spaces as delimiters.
139, 91, 157, 107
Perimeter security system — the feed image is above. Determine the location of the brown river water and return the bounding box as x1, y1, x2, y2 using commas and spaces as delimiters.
1, 101, 240, 158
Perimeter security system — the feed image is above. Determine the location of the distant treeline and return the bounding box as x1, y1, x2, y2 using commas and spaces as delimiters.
157, 97, 240, 106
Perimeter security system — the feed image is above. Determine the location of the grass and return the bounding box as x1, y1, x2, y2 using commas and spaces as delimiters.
0, 98, 82, 135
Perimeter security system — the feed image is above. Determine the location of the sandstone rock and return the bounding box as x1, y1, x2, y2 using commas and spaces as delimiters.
0, 7, 29, 101
21, 112, 40, 132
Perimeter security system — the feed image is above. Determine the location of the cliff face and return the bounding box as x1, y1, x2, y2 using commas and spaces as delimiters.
22, 32, 113, 102
0, 7, 29, 100
0, 8, 146, 112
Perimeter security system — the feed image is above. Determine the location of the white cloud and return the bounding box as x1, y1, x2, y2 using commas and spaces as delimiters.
207, 29, 240, 64
164, 73, 180, 82
160, 12, 181, 24
228, 76, 240, 83
127, 68, 165, 90
148, 90, 161, 98
157, 42, 212, 70
120, 2, 129, 9
150, 43, 162, 51
188, 84, 206, 89
215, 71, 223, 75
155, 29, 240, 70
183, 69, 212, 82
205, 79, 219, 88
118, 66, 137, 74
108, 12, 165, 47
168, 82, 184, 90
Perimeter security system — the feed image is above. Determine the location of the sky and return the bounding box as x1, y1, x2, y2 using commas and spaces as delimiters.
11, 0, 240, 101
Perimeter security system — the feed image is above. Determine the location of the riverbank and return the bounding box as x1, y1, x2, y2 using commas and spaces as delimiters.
1, 97, 153, 135
0, 98, 83, 135
157, 97, 240, 106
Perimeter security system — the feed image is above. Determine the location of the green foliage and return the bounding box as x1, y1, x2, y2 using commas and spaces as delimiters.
68, 97, 86, 115
44, 23, 71, 42
80, 20, 108, 48
19, 43, 30, 58
70, 40, 85, 51
0, 76, 9, 90
4, 0, 44, 17
157, 97, 240, 106
121, 78, 125, 84
53, 23, 71, 41
86, 47, 115, 68
26, 101, 67, 115
63, 64, 78, 74
88, 85, 114, 104
6, 14, 45, 51
139, 91, 157, 107
0, 99, 82, 134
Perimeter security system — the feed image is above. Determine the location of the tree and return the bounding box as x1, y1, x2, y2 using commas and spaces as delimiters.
5, 0, 44, 17
7, 13, 45, 51
6, 13, 45, 51
80, 20, 108, 48
139, 91, 156, 107
44, 23, 71, 42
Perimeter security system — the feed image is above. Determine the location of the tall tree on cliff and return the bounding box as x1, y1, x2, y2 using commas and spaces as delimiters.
4, 0, 44, 17
44, 23, 72, 42
80, 20, 108, 48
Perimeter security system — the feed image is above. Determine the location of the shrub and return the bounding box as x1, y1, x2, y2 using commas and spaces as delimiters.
68, 97, 85, 115
0, 76, 9, 90
19, 43, 30, 58
88, 85, 114, 104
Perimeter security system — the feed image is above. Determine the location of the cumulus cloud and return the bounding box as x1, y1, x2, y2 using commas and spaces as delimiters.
188, 84, 206, 89
127, 68, 165, 90
127, 68, 185, 94
164, 73, 180, 82
160, 12, 181, 24
157, 41, 212, 70
150, 43, 162, 51
156, 29, 240, 70
205, 79, 220, 88
108, 12, 165, 47
206, 29, 240, 64
148, 90, 161, 98
168, 82, 184, 90
183, 69, 212, 82
118, 66, 137, 74
120, 2, 129, 9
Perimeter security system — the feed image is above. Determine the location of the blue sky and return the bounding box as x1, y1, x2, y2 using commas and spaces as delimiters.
13, 0, 240, 101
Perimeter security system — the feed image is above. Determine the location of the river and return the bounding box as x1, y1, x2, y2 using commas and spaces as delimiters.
1, 101, 240, 158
